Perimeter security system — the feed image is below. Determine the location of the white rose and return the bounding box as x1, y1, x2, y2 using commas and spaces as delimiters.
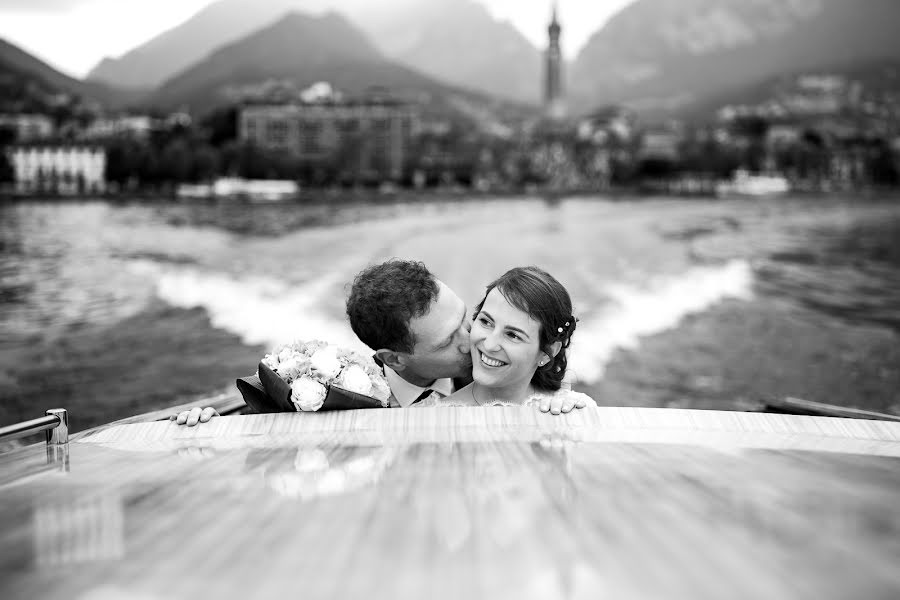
277, 356, 309, 382
278, 347, 294, 362
309, 347, 341, 380
338, 364, 372, 396
290, 377, 327, 412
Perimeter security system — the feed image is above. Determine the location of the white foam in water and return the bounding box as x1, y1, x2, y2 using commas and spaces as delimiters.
130, 261, 368, 354
132, 258, 753, 385
568, 260, 754, 383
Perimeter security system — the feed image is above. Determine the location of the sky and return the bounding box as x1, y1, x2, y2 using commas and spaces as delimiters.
0, 0, 634, 79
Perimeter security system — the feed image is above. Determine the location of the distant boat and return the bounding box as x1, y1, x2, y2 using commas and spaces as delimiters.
716, 169, 790, 197
176, 178, 299, 202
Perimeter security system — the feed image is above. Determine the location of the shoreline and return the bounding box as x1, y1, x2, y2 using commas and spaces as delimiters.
3, 185, 899, 206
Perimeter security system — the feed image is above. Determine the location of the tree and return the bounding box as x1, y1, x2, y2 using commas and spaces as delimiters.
0, 124, 17, 146
0, 150, 13, 183
636, 157, 677, 179
190, 144, 220, 182
158, 139, 192, 183
200, 105, 239, 148
867, 139, 899, 185
105, 138, 146, 185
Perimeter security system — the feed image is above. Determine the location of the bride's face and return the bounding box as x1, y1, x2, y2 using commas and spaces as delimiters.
470, 289, 546, 390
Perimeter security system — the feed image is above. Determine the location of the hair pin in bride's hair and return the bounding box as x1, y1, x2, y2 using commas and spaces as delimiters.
556, 316, 577, 337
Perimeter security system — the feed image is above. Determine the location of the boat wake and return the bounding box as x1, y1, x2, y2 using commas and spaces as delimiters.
568, 260, 754, 383
130, 258, 754, 386
128, 260, 368, 354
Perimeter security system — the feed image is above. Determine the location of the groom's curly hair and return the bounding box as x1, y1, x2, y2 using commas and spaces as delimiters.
346, 259, 440, 353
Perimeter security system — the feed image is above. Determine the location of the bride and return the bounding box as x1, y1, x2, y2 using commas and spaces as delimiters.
418, 266, 595, 408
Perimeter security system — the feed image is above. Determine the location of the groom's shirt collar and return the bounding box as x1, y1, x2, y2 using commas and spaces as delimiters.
384, 366, 454, 408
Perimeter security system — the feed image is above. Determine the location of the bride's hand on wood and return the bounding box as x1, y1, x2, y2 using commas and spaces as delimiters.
539, 392, 587, 415
171, 406, 219, 427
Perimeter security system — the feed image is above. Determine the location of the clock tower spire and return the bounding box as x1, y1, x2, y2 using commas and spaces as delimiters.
545, 1, 565, 118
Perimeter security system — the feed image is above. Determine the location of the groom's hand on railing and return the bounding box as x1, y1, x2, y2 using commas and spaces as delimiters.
538, 393, 587, 415
171, 406, 219, 427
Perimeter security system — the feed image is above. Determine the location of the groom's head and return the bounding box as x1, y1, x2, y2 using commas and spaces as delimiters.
347, 259, 472, 386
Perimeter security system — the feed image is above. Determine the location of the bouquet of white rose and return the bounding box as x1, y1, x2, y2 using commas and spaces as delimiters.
236, 340, 393, 413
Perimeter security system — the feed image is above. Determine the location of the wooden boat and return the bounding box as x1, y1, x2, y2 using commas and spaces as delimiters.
1, 394, 899, 599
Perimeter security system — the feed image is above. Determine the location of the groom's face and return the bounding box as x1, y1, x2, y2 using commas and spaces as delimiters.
401, 281, 473, 383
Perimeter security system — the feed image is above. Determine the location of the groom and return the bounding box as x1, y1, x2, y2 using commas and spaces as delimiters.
345, 259, 473, 407
176, 259, 584, 425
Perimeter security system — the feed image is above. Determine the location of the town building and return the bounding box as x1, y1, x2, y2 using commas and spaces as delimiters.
0, 114, 54, 142
238, 87, 418, 182
637, 130, 682, 164
574, 106, 640, 187
576, 106, 638, 146
8, 145, 106, 194
81, 116, 155, 141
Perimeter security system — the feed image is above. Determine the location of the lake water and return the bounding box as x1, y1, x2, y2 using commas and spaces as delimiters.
2, 194, 900, 431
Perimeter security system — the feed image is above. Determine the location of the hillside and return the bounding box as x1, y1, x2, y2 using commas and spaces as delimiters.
142, 10, 533, 131
358, 0, 543, 104
87, 0, 543, 105
144, 12, 414, 111
86, 0, 312, 89
680, 58, 900, 124
0, 38, 140, 111
571, 0, 900, 115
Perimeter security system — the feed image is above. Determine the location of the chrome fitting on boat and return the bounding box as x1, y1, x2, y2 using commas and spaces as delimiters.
45, 409, 68, 445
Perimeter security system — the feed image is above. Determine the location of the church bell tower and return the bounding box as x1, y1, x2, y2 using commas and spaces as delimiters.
544, 2, 565, 118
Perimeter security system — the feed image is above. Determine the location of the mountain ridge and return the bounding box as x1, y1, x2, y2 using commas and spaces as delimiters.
86, 0, 543, 104
571, 0, 900, 114
0, 38, 142, 111
142, 9, 531, 131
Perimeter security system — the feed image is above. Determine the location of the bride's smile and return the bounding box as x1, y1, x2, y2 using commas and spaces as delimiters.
478, 351, 507, 368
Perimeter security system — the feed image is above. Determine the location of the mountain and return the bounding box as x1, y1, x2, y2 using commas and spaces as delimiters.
86, 0, 313, 89
143, 10, 522, 125
571, 0, 900, 115
87, 0, 543, 104
357, 0, 543, 104
0, 38, 141, 111
680, 58, 900, 123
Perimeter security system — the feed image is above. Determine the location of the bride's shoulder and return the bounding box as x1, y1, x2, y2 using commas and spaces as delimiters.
526, 388, 597, 407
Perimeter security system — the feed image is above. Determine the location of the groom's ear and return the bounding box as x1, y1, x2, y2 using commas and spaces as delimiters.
375, 349, 405, 372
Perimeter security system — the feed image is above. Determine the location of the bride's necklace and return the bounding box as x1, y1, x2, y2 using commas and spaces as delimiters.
470, 384, 532, 407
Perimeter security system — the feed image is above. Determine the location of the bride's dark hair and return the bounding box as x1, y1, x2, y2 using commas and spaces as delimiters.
473, 266, 576, 392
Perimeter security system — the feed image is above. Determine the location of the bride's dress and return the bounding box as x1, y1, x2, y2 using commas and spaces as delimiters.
417, 383, 597, 408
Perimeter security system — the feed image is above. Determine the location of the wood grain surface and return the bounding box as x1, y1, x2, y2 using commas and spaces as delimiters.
1, 407, 899, 600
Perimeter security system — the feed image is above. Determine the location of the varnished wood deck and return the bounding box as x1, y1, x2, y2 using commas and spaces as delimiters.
1, 407, 899, 599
